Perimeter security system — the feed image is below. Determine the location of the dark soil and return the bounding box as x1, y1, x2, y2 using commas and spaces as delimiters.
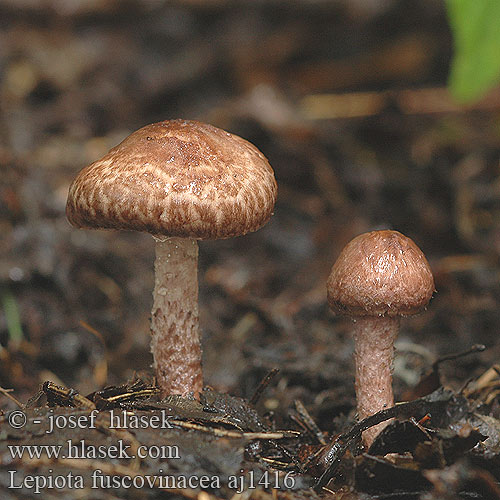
1, 1, 500, 499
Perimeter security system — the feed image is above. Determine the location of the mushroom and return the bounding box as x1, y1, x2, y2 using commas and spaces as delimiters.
326, 230, 434, 446
66, 119, 277, 398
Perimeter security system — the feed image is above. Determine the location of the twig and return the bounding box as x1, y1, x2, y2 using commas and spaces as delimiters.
433, 344, 486, 369
0, 386, 24, 409
313, 387, 459, 491
301, 87, 500, 120
294, 400, 326, 445
169, 419, 299, 440
249, 368, 279, 405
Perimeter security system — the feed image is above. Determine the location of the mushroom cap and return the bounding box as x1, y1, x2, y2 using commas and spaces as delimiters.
66, 119, 277, 239
327, 230, 435, 317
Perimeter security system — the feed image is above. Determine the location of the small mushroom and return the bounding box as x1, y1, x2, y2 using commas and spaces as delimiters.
66, 119, 277, 398
327, 230, 435, 446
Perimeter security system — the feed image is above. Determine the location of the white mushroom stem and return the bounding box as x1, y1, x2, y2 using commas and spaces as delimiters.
151, 236, 202, 398
352, 316, 400, 447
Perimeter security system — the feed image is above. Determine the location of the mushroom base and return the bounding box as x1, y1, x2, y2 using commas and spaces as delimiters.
352, 316, 399, 447
151, 236, 202, 398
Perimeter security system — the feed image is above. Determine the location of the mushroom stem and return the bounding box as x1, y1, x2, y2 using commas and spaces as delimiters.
151, 236, 203, 398
352, 316, 400, 447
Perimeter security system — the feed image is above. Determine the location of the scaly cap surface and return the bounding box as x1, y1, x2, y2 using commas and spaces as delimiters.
66, 119, 277, 239
327, 230, 435, 317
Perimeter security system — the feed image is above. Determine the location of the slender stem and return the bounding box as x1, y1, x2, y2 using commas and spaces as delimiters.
150, 237, 203, 398
352, 316, 399, 447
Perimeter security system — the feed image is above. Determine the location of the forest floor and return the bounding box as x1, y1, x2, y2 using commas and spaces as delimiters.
1, 1, 500, 498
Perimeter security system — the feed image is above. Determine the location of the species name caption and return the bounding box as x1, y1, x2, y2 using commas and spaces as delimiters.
5, 410, 297, 494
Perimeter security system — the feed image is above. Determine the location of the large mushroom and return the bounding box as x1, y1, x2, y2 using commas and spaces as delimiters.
66, 119, 277, 398
327, 230, 435, 446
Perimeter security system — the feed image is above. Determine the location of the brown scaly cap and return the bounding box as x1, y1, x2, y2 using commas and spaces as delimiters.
327, 230, 435, 317
66, 119, 277, 239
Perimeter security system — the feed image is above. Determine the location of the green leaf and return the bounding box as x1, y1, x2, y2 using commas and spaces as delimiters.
447, 0, 500, 103
1, 288, 24, 349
